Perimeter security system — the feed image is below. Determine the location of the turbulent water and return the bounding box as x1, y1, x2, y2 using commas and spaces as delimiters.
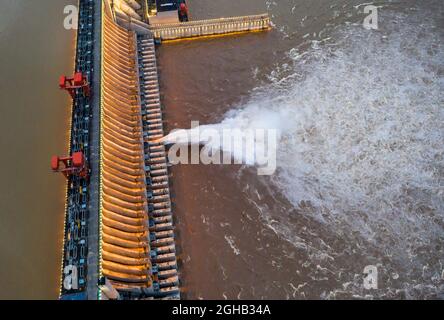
1, 0, 441, 300
163, 4, 444, 298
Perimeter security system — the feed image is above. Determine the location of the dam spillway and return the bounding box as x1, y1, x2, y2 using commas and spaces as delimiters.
100, 12, 154, 291
100, 9, 179, 297
58, 0, 179, 300
55, 0, 271, 300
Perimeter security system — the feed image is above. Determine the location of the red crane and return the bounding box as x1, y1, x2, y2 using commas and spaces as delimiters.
59, 72, 91, 99
51, 151, 89, 179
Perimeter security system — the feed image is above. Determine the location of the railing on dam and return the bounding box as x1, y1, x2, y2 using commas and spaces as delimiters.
149, 14, 271, 41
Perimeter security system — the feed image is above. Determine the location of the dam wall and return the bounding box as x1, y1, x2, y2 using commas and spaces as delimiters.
60, 0, 179, 300
98, 2, 179, 299
100, 10, 152, 291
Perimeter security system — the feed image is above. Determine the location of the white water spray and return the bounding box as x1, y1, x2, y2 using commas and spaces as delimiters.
162, 9, 444, 297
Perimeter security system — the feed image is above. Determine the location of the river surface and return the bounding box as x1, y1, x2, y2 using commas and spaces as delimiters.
0, 0, 76, 299
158, 0, 444, 299
0, 0, 442, 299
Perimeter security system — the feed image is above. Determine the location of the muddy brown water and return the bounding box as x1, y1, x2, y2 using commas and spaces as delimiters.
0, 0, 77, 299
0, 0, 442, 299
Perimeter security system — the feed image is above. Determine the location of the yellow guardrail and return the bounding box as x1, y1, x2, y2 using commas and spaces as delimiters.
149, 14, 271, 41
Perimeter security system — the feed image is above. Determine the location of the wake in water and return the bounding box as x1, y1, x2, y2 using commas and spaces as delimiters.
163, 8, 444, 298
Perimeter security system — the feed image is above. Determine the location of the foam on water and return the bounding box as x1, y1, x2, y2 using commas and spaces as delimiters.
271, 15, 443, 240
163, 8, 444, 297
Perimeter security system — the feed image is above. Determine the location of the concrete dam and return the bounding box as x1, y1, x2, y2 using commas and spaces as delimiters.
52, 0, 271, 300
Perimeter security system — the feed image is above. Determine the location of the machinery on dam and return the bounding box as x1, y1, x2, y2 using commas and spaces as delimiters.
52, 0, 271, 300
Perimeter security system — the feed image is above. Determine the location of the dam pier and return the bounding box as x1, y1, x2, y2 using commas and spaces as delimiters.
52, 0, 271, 300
